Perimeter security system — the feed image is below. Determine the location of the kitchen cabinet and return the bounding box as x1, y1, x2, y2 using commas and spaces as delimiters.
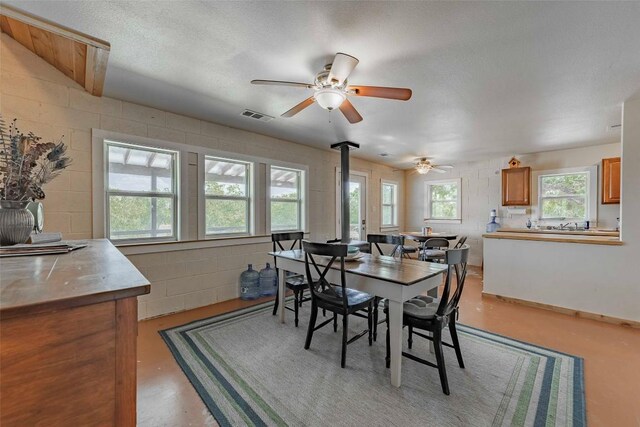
502, 166, 531, 206
602, 157, 621, 204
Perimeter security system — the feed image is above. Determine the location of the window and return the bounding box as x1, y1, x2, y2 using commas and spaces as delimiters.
105, 141, 178, 242
204, 157, 251, 235
425, 179, 461, 223
381, 181, 398, 227
270, 166, 303, 231
538, 170, 592, 220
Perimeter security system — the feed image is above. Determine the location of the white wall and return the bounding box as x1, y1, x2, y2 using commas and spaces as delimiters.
0, 34, 405, 319
405, 143, 621, 265
483, 94, 639, 323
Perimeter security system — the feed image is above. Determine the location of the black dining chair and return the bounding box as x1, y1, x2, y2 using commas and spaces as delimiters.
303, 241, 375, 368
366, 233, 403, 341
385, 245, 470, 395
419, 237, 450, 262
271, 232, 310, 327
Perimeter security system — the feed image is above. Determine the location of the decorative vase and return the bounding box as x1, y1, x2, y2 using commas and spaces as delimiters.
0, 200, 35, 246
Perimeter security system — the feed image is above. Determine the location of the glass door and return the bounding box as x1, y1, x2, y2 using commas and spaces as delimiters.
348, 175, 366, 240
336, 170, 367, 241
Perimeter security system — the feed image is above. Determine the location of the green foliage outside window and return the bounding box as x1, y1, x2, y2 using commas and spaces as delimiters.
271, 192, 299, 231
540, 173, 588, 219
205, 181, 248, 234
109, 195, 173, 239
430, 183, 458, 219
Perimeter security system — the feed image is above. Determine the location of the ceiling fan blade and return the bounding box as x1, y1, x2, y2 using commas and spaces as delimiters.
338, 99, 363, 124
281, 97, 315, 118
349, 86, 412, 101
251, 80, 313, 89
431, 168, 448, 173
433, 165, 453, 169
327, 53, 359, 85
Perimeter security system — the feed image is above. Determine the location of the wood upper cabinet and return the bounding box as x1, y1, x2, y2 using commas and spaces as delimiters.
502, 166, 531, 206
602, 157, 621, 204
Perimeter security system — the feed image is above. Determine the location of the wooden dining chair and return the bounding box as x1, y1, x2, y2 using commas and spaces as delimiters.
271, 232, 310, 327
420, 237, 449, 262
303, 241, 375, 368
366, 233, 403, 341
385, 245, 470, 395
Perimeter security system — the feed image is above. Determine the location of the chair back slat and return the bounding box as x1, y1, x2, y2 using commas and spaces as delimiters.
436, 245, 470, 318
303, 241, 348, 309
366, 234, 403, 256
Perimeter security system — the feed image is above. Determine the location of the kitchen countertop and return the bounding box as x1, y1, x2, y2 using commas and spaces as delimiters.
483, 231, 623, 246
497, 227, 619, 237
0, 239, 150, 318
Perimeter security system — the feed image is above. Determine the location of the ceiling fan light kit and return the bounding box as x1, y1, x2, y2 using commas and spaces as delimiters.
314, 87, 346, 110
416, 162, 431, 175
414, 157, 453, 175
251, 52, 412, 124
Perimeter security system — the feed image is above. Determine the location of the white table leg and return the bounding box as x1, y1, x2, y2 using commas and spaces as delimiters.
278, 268, 286, 323
388, 299, 403, 387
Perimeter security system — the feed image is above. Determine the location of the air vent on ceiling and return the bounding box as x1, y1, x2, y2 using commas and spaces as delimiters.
241, 109, 274, 122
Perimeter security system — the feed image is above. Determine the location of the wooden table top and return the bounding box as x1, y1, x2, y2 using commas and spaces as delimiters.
401, 232, 458, 241
0, 239, 150, 318
270, 250, 447, 286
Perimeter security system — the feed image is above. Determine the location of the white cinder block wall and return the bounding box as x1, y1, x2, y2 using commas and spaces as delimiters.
0, 34, 405, 319
405, 144, 621, 266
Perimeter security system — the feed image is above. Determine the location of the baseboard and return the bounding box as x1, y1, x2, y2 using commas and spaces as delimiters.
482, 292, 640, 329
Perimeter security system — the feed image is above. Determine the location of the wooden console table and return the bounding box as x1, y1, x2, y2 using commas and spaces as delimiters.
0, 239, 150, 426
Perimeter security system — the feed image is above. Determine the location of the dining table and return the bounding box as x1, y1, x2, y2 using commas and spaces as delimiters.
269, 249, 448, 387
400, 231, 459, 241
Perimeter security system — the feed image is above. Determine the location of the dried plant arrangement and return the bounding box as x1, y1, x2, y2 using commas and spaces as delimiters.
0, 115, 72, 201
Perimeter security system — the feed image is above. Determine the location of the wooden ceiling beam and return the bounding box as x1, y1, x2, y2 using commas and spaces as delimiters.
0, 4, 110, 97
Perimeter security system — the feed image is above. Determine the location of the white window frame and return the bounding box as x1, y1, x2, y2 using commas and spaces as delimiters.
424, 178, 462, 224
93, 129, 310, 249
92, 130, 189, 243
203, 156, 253, 237
534, 166, 597, 222
267, 165, 305, 233
381, 180, 399, 229
104, 141, 179, 243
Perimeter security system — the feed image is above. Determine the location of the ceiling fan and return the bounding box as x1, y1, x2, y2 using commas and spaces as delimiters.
251, 53, 412, 124
412, 157, 453, 175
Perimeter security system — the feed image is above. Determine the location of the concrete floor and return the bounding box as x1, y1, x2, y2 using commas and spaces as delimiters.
137, 268, 640, 426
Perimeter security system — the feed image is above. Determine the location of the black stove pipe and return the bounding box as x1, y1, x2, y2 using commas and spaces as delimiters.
331, 141, 360, 243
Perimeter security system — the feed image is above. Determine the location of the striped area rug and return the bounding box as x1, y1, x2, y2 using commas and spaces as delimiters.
160, 301, 586, 427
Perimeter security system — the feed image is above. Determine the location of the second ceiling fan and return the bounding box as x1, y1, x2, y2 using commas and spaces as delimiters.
251, 53, 412, 124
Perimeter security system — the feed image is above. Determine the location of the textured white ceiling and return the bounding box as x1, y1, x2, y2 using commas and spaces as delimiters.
6, 1, 640, 167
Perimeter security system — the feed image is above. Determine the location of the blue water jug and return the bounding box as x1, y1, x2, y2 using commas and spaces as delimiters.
259, 263, 277, 296
240, 264, 260, 300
